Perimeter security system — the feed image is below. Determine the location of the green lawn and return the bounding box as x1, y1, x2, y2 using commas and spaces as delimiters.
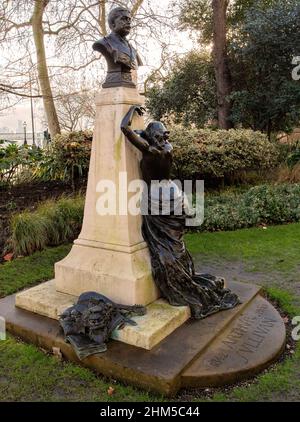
186, 223, 300, 274
0, 337, 157, 402
0, 224, 300, 401
0, 244, 71, 298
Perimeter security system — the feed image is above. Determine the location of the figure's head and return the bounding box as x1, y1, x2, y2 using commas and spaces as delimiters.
145, 121, 170, 147
86, 304, 113, 330
108, 7, 132, 37
61, 306, 82, 321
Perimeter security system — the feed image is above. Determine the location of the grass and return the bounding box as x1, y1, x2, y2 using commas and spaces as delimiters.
0, 244, 71, 298
212, 348, 300, 402
186, 223, 300, 274
0, 337, 157, 402
10, 195, 84, 256
0, 224, 300, 401
266, 287, 299, 316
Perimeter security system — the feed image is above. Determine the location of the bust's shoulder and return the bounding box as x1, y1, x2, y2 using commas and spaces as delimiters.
92, 38, 105, 53
93, 34, 127, 54
92, 36, 110, 53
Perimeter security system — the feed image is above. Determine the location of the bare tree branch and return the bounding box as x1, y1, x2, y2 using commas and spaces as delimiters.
0, 0, 171, 133
0, 83, 42, 98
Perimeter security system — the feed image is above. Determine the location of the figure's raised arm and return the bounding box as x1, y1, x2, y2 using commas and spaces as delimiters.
121, 106, 150, 153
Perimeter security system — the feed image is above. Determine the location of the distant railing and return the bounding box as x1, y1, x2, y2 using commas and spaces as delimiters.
0, 132, 45, 147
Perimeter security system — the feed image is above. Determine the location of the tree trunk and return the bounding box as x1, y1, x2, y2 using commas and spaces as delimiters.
98, 0, 107, 36
31, 0, 61, 138
212, 0, 233, 129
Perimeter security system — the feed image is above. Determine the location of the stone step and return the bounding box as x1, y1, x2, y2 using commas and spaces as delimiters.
15, 279, 261, 355
1, 280, 280, 397
15, 280, 77, 320
15, 280, 191, 350
16, 280, 262, 363
181, 295, 286, 388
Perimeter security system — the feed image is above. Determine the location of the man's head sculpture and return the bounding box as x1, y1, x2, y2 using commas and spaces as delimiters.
108, 7, 132, 35
92, 7, 142, 88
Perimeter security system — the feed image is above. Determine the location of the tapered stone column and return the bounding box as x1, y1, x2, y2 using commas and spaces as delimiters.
55, 87, 159, 306
14, 9, 192, 351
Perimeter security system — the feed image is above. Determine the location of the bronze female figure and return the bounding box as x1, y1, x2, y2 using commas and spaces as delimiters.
121, 106, 240, 319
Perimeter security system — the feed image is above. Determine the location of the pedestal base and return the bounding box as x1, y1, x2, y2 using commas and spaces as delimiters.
54, 86, 160, 306
2, 280, 285, 396
55, 241, 159, 306
15, 280, 190, 350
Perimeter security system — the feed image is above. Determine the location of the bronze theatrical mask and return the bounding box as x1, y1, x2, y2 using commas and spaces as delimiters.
59, 292, 146, 359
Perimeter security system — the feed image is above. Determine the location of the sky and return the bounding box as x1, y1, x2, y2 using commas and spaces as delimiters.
0, 0, 195, 134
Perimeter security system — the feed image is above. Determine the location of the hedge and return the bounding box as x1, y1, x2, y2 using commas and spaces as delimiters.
170, 127, 279, 180
8, 183, 300, 256
201, 184, 300, 232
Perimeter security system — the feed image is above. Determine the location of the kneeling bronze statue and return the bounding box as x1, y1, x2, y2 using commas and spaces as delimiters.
121, 106, 241, 319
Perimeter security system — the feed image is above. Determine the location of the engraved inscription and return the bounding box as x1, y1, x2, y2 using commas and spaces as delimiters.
207, 303, 276, 368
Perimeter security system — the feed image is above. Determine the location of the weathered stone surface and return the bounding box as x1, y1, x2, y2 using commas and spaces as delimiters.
15, 280, 76, 320
55, 86, 159, 306
1, 281, 283, 396
55, 243, 158, 306
111, 299, 191, 349
15, 280, 190, 350
182, 295, 286, 387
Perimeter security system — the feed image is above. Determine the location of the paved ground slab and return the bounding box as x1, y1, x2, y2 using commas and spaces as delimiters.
0, 281, 286, 397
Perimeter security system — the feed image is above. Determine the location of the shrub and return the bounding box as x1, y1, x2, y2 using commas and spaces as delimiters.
170, 127, 279, 182
10, 213, 50, 256
286, 148, 300, 168
0, 143, 42, 186
8, 183, 300, 256
200, 184, 300, 232
10, 195, 84, 256
34, 130, 92, 188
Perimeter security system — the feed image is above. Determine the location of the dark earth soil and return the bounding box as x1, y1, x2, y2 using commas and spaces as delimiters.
0, 181, 78, 261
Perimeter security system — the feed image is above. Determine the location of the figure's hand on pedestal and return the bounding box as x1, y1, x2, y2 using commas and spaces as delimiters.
133, 105, 146, 116
121, 105, 145, 129
120, 106, 150, 153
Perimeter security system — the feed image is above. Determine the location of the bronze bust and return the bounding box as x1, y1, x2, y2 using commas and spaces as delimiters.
93, 7, 143, 88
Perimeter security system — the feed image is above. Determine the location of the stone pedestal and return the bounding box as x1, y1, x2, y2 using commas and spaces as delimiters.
14, 86, 193, 350
4, 280, 285, 395
55, 87, 159, 306
15, 280, 190, 350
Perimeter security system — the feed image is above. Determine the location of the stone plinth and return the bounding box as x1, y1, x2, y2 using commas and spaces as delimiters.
15, 281, 76, 320
15, 280, 190, 350
111, 300, 190, 350
4, 280, 285, 396
55, 87, 159, 306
